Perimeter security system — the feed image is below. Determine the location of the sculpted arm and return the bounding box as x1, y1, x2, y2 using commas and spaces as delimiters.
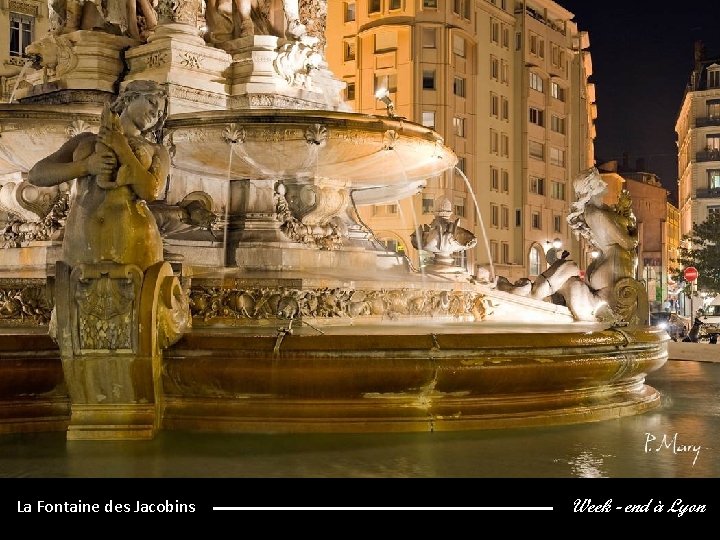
99, 127, 169, 201
27, 133, 115, 187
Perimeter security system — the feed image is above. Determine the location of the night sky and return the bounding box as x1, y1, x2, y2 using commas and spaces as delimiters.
559, 0, 720, 203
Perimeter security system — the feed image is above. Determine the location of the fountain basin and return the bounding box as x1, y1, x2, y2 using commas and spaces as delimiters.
0, 324, 666, 434
165, 110, 455, 188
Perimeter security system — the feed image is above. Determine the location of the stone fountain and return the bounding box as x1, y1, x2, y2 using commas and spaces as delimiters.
0, 0, 666, 439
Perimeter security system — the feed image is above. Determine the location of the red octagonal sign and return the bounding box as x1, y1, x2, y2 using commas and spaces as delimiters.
684, 266, 699, 282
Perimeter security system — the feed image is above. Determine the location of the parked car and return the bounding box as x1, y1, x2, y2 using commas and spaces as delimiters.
650, 311, 688, 340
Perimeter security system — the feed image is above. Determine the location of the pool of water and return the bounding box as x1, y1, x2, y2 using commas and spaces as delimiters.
0, 361, 717, 478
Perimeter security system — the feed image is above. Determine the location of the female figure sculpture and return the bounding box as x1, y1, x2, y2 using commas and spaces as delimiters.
27, 80, 169, 271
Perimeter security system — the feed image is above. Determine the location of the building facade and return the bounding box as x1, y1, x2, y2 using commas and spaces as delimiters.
676, 42, 720, 237
0, 0, 50, 100
326, 0, 595, 280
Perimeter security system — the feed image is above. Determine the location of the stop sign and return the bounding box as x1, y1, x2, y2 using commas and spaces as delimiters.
684, 266, 699, 282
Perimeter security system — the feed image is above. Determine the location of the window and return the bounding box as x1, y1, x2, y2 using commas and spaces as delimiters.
369, 0, 381, 14
345, 82, 355, 101
344, 2, 356, 22
709, 169, 720, 189
491, 166, 499, 190
515, 32, 522, 51
709, 68, 720, 88
529, 72, 543, 93
491, 241, 499, 262
531, 212, 542, 230
707, 134, 720, 151
551, 43, 563, 68
491, 93, 499, 117
529, 107, 544, 127
422, 111, 435, 128
373, 204, 399, 216
501, 97, 509, 120
454, 198, 465, 217
501, 170, 509, 193
500, 133, 509, 157
529, 33, 538, 55
423, 28, 437, 48
708, 99, 720, 119
709, 205, 720, 216
390, 0, 402, 10
551, 81, 565, 101
529, 245, 542, 276
375, 73, 397, 94
515, 208, 522, 227
453, 117, 466, 137
9, 13, 33, 57
551, 181, 566, 200
490, 56, 499, 80
501, 206, 509, 229
453, 0, 461, 14
491, 20, 500, 44
344, 41, 356, 61
423, 70, 436, 89
491, 204, 499, 227
500, 59, 509, 84
550, 147, 566, 167
375, 32, 398, 52
423, 0, 438, 8
551, 115, 566, 134
490, 129, 499, 154
502, 26, 510, 49
530, 176, 545, 195
457, 156, 466, 173
422, 197, 434, 213
454, 76, 466, 97
502, 242, 510, 264
529, 140, 544, 160
553, 215, 562, 234
453, 35, 466, 57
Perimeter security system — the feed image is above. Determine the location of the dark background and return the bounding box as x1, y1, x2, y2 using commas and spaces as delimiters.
559, 0, 720, 203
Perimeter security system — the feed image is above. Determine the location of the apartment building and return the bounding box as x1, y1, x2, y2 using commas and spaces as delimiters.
0, 1, 50, 100
326, 0, 595, 280
676, 42, 720, 237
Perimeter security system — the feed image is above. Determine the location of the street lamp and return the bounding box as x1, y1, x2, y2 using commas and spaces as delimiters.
375, 88, 396, 118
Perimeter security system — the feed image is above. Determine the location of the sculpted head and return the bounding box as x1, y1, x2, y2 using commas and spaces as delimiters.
111, 80, 168, 134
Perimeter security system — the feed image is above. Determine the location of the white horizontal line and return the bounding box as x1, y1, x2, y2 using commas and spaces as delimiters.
213, 507, 554, 511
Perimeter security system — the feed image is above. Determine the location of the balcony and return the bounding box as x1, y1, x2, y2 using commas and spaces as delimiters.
695, 116, 720, 127
696, 187, 720, 199
696, 149, 720, 162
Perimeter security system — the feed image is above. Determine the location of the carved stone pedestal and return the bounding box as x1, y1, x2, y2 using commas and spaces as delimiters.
124, 32, 232, 113
54, 261, 190, 440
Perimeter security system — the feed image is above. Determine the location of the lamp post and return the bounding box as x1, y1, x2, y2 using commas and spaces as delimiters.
375, 89, 396, 118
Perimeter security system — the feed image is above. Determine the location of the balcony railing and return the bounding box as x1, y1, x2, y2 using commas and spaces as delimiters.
696, 149, 720, 162
695, 116, 720, 127
696, 187, 720, 199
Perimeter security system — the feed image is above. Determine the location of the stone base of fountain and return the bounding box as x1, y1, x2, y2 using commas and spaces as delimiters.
0, 325, 666, 434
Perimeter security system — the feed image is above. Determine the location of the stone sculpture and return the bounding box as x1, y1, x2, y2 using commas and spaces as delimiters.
411, 197, 477, 273
497, 167, 647, 323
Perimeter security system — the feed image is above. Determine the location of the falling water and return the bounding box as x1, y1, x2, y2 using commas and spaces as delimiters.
224, 142, 234, 266
394, 199, 425, 278
391, 149, 426, 279
8, 59, 33, 104
455, 167, 495, 281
